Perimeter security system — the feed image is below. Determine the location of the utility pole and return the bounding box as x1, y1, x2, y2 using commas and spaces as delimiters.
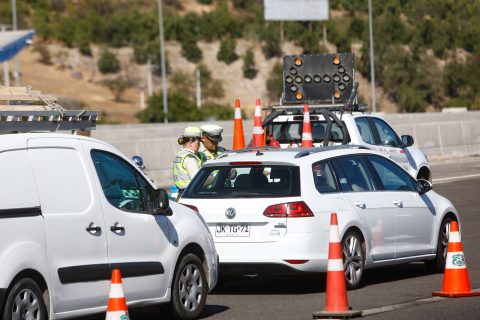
196, 69, 201, 109
368, 0, 377, 113
12, 0, 20, 86
146, 59, 153, 97
1, 25, 10, 87
157, 0, 168, 123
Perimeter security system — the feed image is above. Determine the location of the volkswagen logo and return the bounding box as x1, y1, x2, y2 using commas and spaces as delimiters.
225, 207, 236, 219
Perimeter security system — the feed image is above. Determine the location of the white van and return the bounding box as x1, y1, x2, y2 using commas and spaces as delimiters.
0, 133, 218, 320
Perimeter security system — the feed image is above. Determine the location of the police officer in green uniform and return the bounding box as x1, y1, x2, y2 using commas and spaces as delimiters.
173, 126, 202, 198
200, 124, 226, 163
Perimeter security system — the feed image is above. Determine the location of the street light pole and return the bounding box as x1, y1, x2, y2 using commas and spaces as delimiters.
157, 0, 168, 123
368, 0, 376, 113
12, 0, 20, 87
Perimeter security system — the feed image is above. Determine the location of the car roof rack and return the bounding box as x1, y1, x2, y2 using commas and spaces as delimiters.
0, 86, 98, 134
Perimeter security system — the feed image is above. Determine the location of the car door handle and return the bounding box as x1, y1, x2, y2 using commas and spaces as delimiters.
354, 201, 366, 209
393, 200, 403, 207
86, 223, 101, 234
110, 223, 125, 233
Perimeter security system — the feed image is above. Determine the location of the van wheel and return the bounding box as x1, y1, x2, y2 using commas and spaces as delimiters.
163, 253, 207, 320
426, 216, 454, 273
2, 278, 48, 320
342, 230, 365, 290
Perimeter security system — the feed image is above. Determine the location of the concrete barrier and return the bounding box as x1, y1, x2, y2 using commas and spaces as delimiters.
91, 111, 480, 188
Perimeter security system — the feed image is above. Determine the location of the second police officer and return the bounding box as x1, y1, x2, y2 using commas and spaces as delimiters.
173, 126, 202, 198
200, 124, 226, 163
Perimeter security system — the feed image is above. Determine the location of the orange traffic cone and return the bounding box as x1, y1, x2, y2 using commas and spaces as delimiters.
301, 104, 314, 148
106, 269, 130, 320
252, 98, 265, 147
232, 99, 245, 150
432, 221, 480, 298
313, 213, 361, 319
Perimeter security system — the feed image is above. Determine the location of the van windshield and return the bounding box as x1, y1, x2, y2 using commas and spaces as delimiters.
182, 165, 301, 199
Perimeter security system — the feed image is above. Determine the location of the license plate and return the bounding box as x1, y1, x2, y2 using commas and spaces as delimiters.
215, 224, 250, 237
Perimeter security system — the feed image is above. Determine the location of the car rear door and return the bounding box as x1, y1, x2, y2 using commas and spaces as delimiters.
330, 155, 397, 261
27, 137, 110, 313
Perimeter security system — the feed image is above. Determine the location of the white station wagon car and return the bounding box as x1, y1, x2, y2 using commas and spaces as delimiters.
180, 146, 458, 289
0, 133, 217, 320
264, 107, 431, 181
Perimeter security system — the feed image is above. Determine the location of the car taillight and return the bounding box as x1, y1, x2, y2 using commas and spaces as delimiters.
263, 201, 313, 218
284, 260, 309, 264
183, 204, 199, 213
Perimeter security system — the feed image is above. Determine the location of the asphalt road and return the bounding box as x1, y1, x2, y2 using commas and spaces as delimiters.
89, 158, 480, 320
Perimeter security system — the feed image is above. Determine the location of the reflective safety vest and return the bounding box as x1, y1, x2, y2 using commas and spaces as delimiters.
200, 146, 226, 163
173, 149, 202, 189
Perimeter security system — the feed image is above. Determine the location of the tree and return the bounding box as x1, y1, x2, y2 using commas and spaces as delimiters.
217, 38, 238, 64
97, 48, 120, 74
242, 48, 258, 79
137, 92, 201, 123
101, 76, 135, 102
262, 23, 281, 58
266, 62, 283, 102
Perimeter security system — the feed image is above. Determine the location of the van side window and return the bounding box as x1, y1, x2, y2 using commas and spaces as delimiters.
372, 118, 401, 148
355, 117, 375, 145
0, 150, 39, 211
91, 150, 154, 212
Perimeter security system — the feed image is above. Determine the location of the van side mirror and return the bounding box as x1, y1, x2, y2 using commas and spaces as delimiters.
153, 189, 172, 215
416, 179, 432, 195
401, 135, 414, 147
132, 155, 146, 170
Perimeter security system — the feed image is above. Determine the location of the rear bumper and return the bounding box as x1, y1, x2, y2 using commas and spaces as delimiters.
214, 232, 330, 273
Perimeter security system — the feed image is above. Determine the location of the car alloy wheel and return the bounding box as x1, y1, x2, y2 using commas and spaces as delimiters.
342, 230, 365, 290
426, 216, 454, 273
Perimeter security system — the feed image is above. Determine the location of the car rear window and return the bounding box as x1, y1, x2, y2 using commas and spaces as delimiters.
182, 165, 301, 198
268, 120, 345, 144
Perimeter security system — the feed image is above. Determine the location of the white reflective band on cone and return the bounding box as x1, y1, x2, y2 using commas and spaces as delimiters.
327, 259, 344, 271
106, 311, 129, 320
445, 252, 467, 269
235, 108, 241, 118
449, 231, 461, 243
330, 225, 340, 243
253, 127, 263, 134
255, 107, 261, 117
302, 133, 312, 140
108, 284, 125, 298
304, 112, 310, 122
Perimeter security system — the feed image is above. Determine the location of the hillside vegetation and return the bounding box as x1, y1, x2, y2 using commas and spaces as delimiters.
1, 0, 480, 122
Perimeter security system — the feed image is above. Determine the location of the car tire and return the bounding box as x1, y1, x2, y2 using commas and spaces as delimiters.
342, 230, 365, 290
163, 253, 208, 320
2, 278, 48, 320
426, 216, 455, 273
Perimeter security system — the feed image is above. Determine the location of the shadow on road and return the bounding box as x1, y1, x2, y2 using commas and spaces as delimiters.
362, 263, 432, 286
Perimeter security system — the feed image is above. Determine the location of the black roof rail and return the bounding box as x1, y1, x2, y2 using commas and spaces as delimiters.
294, 145, 369, 159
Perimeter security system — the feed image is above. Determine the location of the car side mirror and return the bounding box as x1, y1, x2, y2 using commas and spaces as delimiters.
153, 189, 172, 215
416, 179, 432, 195
401, 135, 414, 147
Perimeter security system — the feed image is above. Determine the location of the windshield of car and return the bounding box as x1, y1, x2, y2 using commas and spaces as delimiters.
268, 120, 345, 144
182, 165, 301, 198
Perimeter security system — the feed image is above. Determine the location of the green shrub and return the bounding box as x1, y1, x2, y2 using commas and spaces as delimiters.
217, 38, 238, 64
137, 92, 201, 123
200, 103, 232, 120
242, 48, 258, 79
181, 37, 203, 63
266, 62, 283, 101
34, 44, 53, 65
262, 23, 282, 58
197, 0, 212, 4
97, 48, 120, 74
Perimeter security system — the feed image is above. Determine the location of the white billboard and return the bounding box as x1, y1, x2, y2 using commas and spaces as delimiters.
264, 0, 329, 21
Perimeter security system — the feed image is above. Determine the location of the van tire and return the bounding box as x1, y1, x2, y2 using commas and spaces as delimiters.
2, 278, 48, 320
163, 253, 207, 320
